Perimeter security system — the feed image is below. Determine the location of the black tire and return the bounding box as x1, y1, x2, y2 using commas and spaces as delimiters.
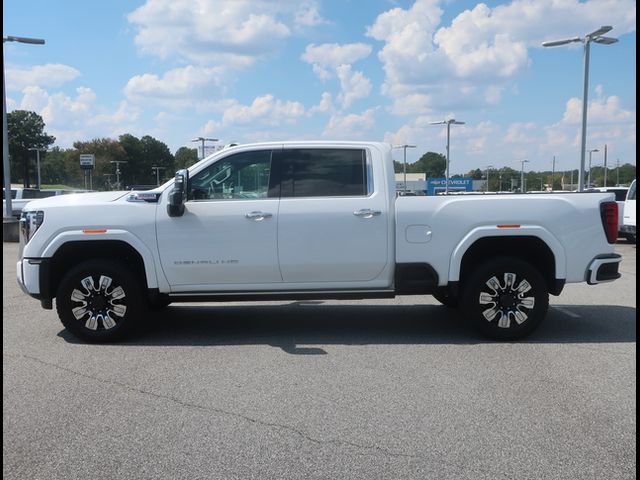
461, 256, 549, 340
56, 259, 145, 342
432, 290, 459, 308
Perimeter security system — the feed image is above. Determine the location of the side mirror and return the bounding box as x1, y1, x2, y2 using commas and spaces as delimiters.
167, 169, 188, 217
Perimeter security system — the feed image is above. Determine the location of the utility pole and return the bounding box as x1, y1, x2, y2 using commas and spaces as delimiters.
603, 144, 608, 187
551, 155, 556, 191
485, 165, 493, 192
616, 159, 620, 185
393, 145, 416, 194
520, 159, 529, 193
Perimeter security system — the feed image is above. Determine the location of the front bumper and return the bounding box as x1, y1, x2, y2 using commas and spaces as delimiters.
17, 258, 53, 308
586, 254, 622, 285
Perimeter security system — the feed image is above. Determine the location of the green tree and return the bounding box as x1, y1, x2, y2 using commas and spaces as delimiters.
408, 152, 446, 178
119, 134, 174, 186
175, 147, 199, 170
72, 138, 127, 190
7, 110, 55, 187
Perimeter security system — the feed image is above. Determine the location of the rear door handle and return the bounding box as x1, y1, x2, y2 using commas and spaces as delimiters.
353, 209, 382, 218
245, 211, 273, 221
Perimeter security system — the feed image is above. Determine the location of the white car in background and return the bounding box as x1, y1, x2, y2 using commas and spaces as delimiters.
621, 180, 636, 242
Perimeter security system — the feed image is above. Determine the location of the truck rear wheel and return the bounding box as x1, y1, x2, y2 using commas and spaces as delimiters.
461, 257, 549, 340
56, 260, 144, 342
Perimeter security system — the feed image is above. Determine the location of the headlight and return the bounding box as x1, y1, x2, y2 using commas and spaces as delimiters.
19, 210, 45, 245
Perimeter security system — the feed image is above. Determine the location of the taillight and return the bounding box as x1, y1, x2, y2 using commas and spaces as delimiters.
600, 202, 618, 244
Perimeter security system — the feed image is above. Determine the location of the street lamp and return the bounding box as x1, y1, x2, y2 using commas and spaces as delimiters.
110, 160, 127, 190
519, 159, 529, 193
542, 26, 618, 192
551, 156, 558, 191
393, 144, 416, 194
28, 147, 50, 189
151, 166, 165, 186
3, 35, 45, 220
429, 119, 465, 194
191, 137, 218, 160
587, 148, 599, 187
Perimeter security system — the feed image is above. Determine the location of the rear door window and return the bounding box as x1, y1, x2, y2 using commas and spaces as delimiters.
279, 148, 367, 198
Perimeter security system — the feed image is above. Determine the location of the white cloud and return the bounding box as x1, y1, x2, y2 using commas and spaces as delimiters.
124, 65, 227, 105
562, 95, 636, 125
367, 0, 636, 111
308, 92, 334, 115
322, 108, 377, 139
336, 65, 372, 108
128, 0, 292, 66
294, 0, 330, 27
5, 63, 81, 91
220, 94, 305, 127
301, 43, 372, 79
11, 86, 139, 147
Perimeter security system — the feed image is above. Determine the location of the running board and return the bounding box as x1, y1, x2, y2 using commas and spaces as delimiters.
164, 290, 396, 303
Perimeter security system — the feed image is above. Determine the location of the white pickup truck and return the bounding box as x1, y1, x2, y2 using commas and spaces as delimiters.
17, 141, 622, 342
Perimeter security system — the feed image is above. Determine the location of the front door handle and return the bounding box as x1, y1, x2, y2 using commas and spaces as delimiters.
245, 211, 273, 221
353, 209, 382, 218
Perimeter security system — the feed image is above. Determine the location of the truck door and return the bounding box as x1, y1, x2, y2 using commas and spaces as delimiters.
156, 149, 282, 289
276, 147, 388, 283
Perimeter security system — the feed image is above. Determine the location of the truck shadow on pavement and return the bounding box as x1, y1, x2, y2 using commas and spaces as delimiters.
58, 303, 637, 353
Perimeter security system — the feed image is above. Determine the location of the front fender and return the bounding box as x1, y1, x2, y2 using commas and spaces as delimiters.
41, 229, 160, 289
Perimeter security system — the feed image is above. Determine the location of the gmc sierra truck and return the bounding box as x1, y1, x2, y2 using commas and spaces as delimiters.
17, 142, 622, 342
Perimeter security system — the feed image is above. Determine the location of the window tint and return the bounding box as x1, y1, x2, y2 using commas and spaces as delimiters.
21, 189, 41, 199
628, 181, 636, 200
609, 189, 628, 202
280, 148, 367, 197
189, 150, 273, 200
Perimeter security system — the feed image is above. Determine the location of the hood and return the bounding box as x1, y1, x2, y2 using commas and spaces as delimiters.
22, 191, 130, 211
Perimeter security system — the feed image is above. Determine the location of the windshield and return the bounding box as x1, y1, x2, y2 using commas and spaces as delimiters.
628, 180, 636, 201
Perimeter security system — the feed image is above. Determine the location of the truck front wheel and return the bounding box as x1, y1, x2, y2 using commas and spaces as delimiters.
461, 257, 549, 340
56, 260, 144, 342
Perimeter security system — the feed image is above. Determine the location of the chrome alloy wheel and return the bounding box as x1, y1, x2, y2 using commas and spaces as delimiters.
478, 272, 535, 329
70, 275, 127, 331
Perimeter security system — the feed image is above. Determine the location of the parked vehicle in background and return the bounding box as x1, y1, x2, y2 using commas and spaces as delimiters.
586, 187, 629, 240
3, 188, 57, 218
17, 141, 622, 342
3, 188, 93, 219
621, 180, 636, 242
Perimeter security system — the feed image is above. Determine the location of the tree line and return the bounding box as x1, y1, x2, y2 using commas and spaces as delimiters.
394, 152, 636, 190
7, 110, 200, 190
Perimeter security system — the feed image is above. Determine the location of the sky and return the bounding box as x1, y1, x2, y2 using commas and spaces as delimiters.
3, 0, 636, 174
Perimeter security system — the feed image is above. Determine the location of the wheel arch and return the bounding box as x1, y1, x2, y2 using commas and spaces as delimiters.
42, 233, 158, 300
450, 227, 566, 296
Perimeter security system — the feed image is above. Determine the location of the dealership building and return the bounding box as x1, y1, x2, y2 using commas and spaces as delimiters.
395, 174, 486, 195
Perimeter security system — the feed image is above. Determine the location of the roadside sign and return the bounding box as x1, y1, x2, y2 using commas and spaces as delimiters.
79, 154, 95, 170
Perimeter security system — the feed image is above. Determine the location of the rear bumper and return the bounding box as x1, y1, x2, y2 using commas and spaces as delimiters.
586, 254, 622, 285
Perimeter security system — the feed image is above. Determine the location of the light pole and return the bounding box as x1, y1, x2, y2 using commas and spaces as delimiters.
543, 26, 618, 192
110, 160, 127, 190
429, 119, 465, 194
151, 166, 165, 186
28, 147, 49, 189
603, 144, 608, 187
551, 156, 557, 191
191, 137, 218, 160
393, 144, 416, 194
519, 159, 529, 193
587, 148, 599, 187
3, 35, 45, 221
485, 165, 493, 192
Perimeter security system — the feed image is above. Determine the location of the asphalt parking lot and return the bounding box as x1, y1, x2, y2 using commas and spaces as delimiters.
3, 241, 636, 480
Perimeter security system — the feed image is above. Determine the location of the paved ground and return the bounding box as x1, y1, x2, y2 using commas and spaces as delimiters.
3, 241, 636, 480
